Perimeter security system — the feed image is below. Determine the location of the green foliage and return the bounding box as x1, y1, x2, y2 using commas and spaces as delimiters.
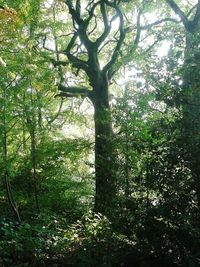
0, 213, 138, 267
52, 211, 138, 267
0, 217, 69, 267
1, 0, 200, 266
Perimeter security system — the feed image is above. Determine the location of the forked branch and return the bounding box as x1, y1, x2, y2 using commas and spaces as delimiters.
165, 0, 200, 32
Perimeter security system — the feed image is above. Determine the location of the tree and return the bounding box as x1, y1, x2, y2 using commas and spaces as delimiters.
0, 5, 22, 223
165, 0, 200, 214
50, 0, 144, 214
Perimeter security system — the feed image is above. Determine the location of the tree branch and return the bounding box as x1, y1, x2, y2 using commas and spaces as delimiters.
75, 0, 81, 16
133, 10, 142, 46
95, 2, 111, 48
47, 98, 64, 125
85, 1, 102, 26
187, 3, 198, 18
192, 0, 200, 30
51, 59, 69, 67
57, 84, 93, 99
141, 17, 180, 30
103, 2, 127, 78
64, 32, 89, 72
65, 0, 82, 25
165, 0, 189, 30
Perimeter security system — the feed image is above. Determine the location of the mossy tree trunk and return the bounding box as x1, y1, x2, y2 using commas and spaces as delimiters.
182, 30, 200, 208
93, 72, 115, 212
166, 0, 200, 209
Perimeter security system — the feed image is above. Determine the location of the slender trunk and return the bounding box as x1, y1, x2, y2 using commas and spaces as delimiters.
24, 88, 40, 212
124, 101, 131, 199
37, 93, 42, 128
30, 128, 40, 212
93, 74, 116, 214
2, 85, 21, 223
124, 133, 131, 199
22, 93, 27, 151
30, 89, 40, 212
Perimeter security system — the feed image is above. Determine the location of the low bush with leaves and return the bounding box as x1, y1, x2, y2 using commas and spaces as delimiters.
0, 212, 140, 267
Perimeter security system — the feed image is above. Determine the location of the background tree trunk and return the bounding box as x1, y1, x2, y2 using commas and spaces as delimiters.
2, 84, 21, 223
182, 30, 200, 209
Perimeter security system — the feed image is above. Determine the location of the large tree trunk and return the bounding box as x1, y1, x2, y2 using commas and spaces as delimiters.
93, 73, 116, 214
166, 0, 200, 210
182, 31, 200, 209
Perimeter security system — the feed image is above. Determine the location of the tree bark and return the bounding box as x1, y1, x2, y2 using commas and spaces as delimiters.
93, 72, 116, 213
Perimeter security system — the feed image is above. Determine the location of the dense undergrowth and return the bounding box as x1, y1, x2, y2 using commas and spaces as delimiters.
1, 209, 200, 267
